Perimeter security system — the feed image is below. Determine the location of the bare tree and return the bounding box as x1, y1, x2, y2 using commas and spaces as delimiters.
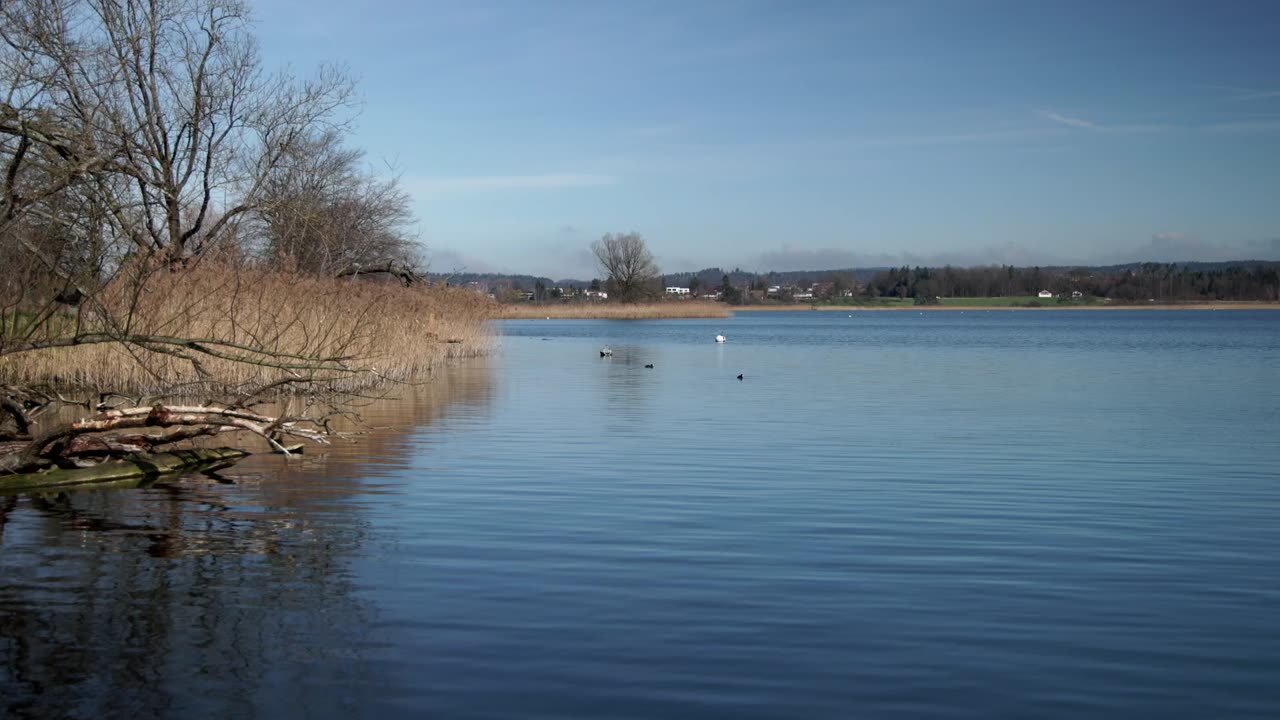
259, 129, 421, 279
0, 0, 354, 265
591, 232, 660, 302
0, 0, 400, 475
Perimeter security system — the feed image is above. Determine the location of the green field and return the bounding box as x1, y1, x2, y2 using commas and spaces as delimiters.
937, 296, 1105, 307
814, 297, 914, 308
815, 295, 1106, 308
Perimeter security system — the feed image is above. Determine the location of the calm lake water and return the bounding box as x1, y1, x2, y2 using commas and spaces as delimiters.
3, 310, 1279, 719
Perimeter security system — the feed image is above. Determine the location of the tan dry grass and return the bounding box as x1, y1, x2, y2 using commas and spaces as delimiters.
0, 262, 496, 395
500, 301, 731, 319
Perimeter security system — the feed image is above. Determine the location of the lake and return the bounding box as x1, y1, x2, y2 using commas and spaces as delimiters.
3, 310, 1279, 719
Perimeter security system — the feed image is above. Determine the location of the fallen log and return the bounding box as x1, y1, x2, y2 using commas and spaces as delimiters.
0, 447, 249, 494
0, 404, 329, 474
335, 261, 420, 286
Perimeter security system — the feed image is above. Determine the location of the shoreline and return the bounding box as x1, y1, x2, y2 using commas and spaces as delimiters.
495, 300, 1280, 320
499, 302, 731, 319
734, 302, 1280, 312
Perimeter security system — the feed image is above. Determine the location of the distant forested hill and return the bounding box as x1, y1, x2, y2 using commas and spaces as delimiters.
435, 261, 1280, 303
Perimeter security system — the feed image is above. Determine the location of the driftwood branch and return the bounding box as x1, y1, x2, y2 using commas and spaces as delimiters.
62, 426, 224, 458
0, 396, 32, 436
0, 404, 332, 474
336, 261, 419, 287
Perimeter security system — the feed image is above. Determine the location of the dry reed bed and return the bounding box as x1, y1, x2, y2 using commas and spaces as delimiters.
500, 301, 731, 319
0, 263, 496, 395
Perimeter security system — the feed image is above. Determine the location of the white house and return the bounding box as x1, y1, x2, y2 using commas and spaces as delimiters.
586, 290, 608, 300
665, 287, 691, 295
1037, 290, 1053, 298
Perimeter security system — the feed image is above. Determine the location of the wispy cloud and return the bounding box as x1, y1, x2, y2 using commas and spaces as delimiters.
617, 124, 687, 140
1097, 232, 1280, 263
753, 243, 1072, 271
425, 248, 498, 274
1037, 99, 1280, 137
752, 236, 1280, 272
856, 127, 1057, 148
1204, 119, 1280, 133
1230, 90, 1280, 102
1037, 110, 1099, 130
1249, 237, 1280, 254
1205, 84, 1280, 102
409, 173, 617, 193
1035, 109, 1169, 134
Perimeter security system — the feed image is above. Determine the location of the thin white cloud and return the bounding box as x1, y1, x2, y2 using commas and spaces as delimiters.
605, 126, 1060, 176
618, 124, 687, 140
1037, 110, 1099, 130
1033, 107, 1280, 135
425, 248, 498, 274
857, 127, 1057, 148
1097, 233, 1279, 263
409, 174, 617, 193
1206, 85, 1280, 102
1204, 119, 1280, 133
750, 238, 1280, 272
1231, 90, 1280, 102
1035, 110, 1170, 134
753, 243, 1072, 271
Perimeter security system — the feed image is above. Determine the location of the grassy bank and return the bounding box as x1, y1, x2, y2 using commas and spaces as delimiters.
500, 302, 732, 319
0, 263, 496, 395
813, 296, 1108, 308
938, 296, 1104, 307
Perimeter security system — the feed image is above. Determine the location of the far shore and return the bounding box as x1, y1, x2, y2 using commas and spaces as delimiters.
735, 301, 1280, 312
499, 302, 731, 319
496, 300, 1280, 320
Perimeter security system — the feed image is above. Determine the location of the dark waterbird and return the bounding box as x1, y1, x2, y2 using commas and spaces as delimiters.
644, 363, 654, 369
737, 373, 744, 380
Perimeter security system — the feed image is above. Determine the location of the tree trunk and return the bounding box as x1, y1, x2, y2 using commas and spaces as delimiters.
0, 447, 249, 493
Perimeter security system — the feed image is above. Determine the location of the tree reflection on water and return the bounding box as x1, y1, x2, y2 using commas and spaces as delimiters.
0, 363, 492, 719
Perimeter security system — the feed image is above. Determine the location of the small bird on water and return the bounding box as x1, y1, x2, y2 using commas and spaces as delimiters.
737, 373, 744, 380
644, 363, 654, 369
600, 346, 613, 357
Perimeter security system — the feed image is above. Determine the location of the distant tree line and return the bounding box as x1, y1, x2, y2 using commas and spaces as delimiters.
479, 260, 1280, 305
672, 262, 1280, 304
862, 263, 1280, 302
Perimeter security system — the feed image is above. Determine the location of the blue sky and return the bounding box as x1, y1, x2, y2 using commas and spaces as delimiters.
253, 0, 1280, 277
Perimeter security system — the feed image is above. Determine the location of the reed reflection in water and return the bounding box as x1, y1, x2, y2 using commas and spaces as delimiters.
0, 362, 493, 719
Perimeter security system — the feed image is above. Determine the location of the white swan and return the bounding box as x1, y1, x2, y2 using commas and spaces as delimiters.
714, 334, 726, 344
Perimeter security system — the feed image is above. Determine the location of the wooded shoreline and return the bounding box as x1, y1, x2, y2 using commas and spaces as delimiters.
737, 301, 1280, 312
496, 300, 1280, 319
